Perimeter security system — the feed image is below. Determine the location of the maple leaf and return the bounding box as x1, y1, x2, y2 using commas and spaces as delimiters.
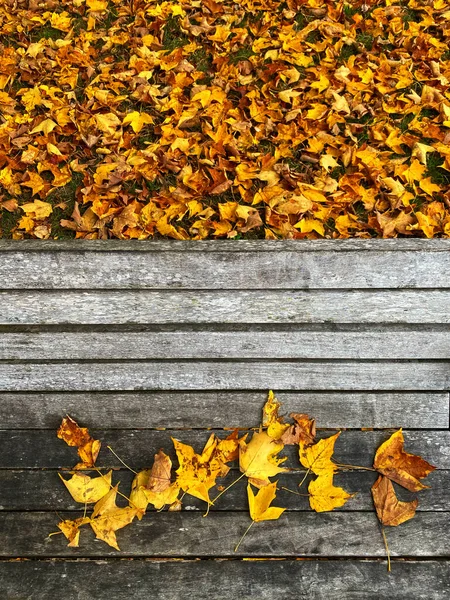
147, 450, 172, 493
299, 432, 340, 476
173, 433, 237, 504
372, 475, 418, 527
20, 199, 52, 218
281, 413, 316, 446
373, 430, 435, 492
89, 486, 138, 551
59, 470, 112, 504
57, 415, 101, 469
262, 390, 289, 440
57, 516, 90, 548
247, 482, 285, 522
239, 431, 288, 488
308, 474, 353, 513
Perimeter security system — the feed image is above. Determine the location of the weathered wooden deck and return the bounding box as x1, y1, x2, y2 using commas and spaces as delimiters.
0, 239, 449, 599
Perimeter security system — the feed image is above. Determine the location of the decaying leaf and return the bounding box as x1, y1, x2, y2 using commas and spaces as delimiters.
299, 432, 340, 476
247, 482, 285, 522
57, 516, 90, 548
239, 431, 288, 488
281, 413, 316, 446
308, 474, 353, 513
59, 470, 112, 504
147, 450, 172, 493
373, 430, 436, 492
372, 475, 418, 527
57, 415, 101, 469
262, 390, 290, 440
173, 432, 239, 504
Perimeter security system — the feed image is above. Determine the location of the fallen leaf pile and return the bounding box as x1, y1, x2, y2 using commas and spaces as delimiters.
1, 0, 450, 239
53, 390, 436, 569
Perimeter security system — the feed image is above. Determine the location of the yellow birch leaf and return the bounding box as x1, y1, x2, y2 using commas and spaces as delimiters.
59, 470, 112, 504
248, 482, 285, 522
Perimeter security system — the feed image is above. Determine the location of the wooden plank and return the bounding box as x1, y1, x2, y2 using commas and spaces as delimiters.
4, 330, 450, 359
1, 240, 450, 290
1, 391, 446, 429
0, 430, 445, 469
1, 469, 446, 512
1, 559, 449, 600
2, 290, 450, 324
0, 511, 448, 557
1, 361, 450, 391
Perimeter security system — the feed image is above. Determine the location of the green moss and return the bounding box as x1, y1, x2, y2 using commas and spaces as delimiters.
229, 47, 255, 64
0, 207, 21, 238
162, 16, 190, 51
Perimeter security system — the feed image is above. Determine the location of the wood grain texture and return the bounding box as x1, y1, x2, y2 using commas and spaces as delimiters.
1, 240, 450, 290
0, 430, 444, 469
0, 469, 446, 512
1, 361, 450, 391
2, 559, 449, 600
2, 290, 450, 324
0, 511, 449, 558
1, 391, 446, 429
4, 330, 450, 359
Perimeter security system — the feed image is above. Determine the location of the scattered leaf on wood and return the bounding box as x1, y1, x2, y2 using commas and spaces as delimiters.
59, 470, 112, 504
372, 475, 418, 527
373, 429, 436, 492
57, 415, 101, 469
299, 432, 340, 476
89, 486, 139, 551
248, 482, 286, 523
308, 474, 353, 513
239, 431, 288, 488
281, 413, 316, 446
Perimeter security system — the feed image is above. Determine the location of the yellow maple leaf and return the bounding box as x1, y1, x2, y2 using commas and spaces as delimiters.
419, 177, 441, 196
20, 199, 52, 218
20, 173, 46, 197
95, 113, 122, 135
30, 119, 57, 136
50, 11, 72, 32
247, 482, 285, 522
122, 111, 154, 133
89, 486, 138, 551
239, 431, 287, 488
299, 432, 340, 476
308, 474, 353, 512
59, 471, 112, 504
57, 516, 90, 547
86, 0, 108, 11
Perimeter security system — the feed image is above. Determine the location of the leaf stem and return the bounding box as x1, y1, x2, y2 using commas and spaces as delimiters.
281, 487, 310, 497
234, 520, 255, 552
298, 468, 311, 488
107, 445, 138, 474
334, 462, 376, 471
210, 472, 246, 505
381, 526, 391, 572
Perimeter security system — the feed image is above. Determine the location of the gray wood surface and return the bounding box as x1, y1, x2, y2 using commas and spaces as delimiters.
3, 330, 450, 359
1, 430, 444, 469
1, 391, 446, 429
3, 290, 450, 324
1, 469, 446, 512
2, 559, 448, 600
1, 512, 449, 558
1, 361, 450, 391
1, 240, 449, 587
1, 240, 450, 289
